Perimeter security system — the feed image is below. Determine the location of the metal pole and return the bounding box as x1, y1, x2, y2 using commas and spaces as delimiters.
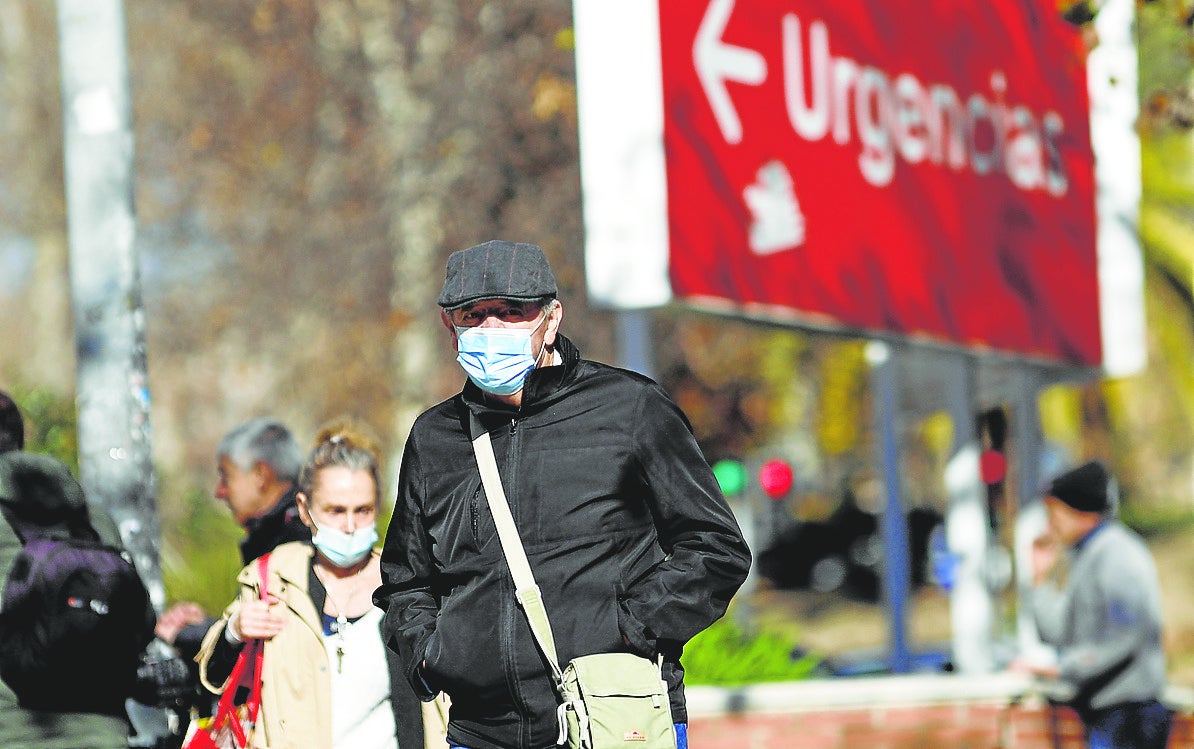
56, 0, 161, 602
1011, 366, 1047, 659
941, 353, 995, 673
866, 340, 912, 673
614, 309, 658, 379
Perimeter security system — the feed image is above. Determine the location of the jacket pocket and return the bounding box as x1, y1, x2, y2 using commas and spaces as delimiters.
469, 487, 497, 551
422, 586, 508, 702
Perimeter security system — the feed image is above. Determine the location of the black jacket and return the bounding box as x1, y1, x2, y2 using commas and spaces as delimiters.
375, 335, 751, 749
240, 486, 311, 565
0, 452, 146, 746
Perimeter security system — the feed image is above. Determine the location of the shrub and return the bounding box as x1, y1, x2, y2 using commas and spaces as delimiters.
683, 614, 822, 686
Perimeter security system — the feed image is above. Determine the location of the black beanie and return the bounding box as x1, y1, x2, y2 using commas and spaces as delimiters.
1047, 460, 1111, 513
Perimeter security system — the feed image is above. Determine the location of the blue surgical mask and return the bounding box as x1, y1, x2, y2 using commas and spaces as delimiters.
311, 520, 378, 568
455, 313, 548, 395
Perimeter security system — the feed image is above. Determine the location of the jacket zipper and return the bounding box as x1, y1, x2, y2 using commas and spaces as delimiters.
502, 414, 537, 748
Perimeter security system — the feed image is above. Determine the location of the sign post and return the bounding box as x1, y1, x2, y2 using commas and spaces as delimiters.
866, 341, 912, 673
575, 0, 1143, 674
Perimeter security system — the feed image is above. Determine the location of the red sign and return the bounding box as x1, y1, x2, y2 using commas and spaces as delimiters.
577, 0, 1101, 365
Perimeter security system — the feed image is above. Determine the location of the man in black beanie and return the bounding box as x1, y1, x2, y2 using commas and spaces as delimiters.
1014, 460, 1170, 748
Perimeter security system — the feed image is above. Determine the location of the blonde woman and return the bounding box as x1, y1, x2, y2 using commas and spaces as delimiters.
198, 420, 424, 749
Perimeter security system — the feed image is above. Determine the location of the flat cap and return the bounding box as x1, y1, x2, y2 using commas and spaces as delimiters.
1047, 460, 1112, 514
437, 240, 558, 310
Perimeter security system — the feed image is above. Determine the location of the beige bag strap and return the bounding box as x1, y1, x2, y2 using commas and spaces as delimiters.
471, 428, 565, 683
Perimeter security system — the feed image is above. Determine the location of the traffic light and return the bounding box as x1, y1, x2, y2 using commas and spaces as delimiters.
712, 459, 748, 497
979, 449, 1007, 485
758, 459, 794, 499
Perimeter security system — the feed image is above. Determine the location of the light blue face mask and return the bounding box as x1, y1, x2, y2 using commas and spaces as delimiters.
311, 520, 378, 569
455, 313, 548, 395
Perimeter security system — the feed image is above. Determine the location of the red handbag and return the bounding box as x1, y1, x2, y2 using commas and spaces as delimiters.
184, 554, 271, 749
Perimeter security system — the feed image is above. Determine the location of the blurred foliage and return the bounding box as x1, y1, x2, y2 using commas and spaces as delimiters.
160, 488, 245, 613
1138, 0, 1194, 306
1029, 0, 1194, 512
815, 340, 867, 457
5, 384, 79, 476
918, 412, 954, 460
683, 614, 822, 687
1119, 501, 1194, 538
1101, 0, 1194, 507
1038, 384, 1084, 452
1139, 0, 1194, 104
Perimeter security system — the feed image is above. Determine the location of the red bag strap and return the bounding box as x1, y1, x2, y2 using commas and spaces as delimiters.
245, 554, 270, 719
210, 553, 272, 748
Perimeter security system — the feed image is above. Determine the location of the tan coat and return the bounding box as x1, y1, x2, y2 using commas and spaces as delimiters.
198, 542, 342, 749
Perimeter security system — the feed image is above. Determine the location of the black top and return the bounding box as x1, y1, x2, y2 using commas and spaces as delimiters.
240, 486, 311, 564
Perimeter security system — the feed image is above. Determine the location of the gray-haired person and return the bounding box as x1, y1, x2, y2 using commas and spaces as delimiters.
374, 240, 751, 749
159, 419, 312, 688
214, 417, 311, 563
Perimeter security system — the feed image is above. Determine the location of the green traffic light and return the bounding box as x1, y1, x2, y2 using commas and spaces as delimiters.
712, 459, 747, 496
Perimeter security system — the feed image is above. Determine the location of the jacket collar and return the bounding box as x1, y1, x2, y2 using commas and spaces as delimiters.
243, 485, 301, 537
236, 540, 314, 593
1073, 519, 1110, 553
523, 332, 581, 402
234, 542, 383, 643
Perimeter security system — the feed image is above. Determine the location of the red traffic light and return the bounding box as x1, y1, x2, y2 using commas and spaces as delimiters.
758, 459, 794, 499
980, 449, 1007, 485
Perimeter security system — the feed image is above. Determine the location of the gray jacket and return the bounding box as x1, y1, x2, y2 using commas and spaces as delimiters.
1030, 521, 1166, 712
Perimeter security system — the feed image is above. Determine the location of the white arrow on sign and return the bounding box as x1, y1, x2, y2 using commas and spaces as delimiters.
694, 0, 768, 145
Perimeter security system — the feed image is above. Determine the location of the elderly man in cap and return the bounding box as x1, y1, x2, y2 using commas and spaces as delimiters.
1015, 460, 1170, 749
375, 240, 751, 749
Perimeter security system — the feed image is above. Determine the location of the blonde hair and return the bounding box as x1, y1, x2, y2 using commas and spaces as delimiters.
297, 417, 383, 506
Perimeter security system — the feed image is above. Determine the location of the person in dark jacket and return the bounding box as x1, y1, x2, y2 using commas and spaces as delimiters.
2, 393, 152, 747
0, 450, 147, 749
215, 417, 313, 564
0, 390, 23, 454
374, 240, 752, 749
1013, 461, 1170, 749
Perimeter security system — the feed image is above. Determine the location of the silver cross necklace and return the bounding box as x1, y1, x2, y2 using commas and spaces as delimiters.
317, 560, 368, 673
